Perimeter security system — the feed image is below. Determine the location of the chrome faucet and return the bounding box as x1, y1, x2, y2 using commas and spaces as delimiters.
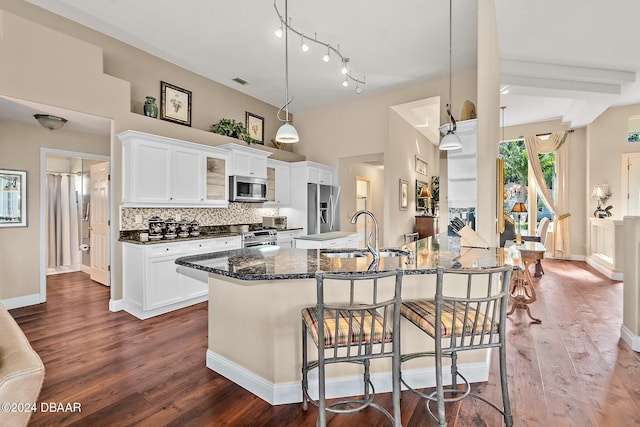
350, 210, 379, 263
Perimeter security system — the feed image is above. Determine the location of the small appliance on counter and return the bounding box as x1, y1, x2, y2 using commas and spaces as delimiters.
263, 216, 287, 230
189, 220, 200, 236
164, 218, 177, 239
148, 216, 164, 240
177, 220, 191, 238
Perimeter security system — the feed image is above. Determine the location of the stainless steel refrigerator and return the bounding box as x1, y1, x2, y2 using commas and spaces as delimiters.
307, 183, 340, 234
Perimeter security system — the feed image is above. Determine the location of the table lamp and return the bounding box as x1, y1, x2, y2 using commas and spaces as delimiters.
511, 202, 527, 245
418, 186, 432, 215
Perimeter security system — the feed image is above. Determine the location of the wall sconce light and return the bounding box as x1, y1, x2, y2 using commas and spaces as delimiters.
34, 114, 67, 131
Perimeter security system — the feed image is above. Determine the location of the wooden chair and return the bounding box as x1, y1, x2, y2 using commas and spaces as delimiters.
400, 266, 513, 426
301, 269, 404, 427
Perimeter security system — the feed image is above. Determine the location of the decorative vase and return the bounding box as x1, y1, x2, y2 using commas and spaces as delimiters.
144, 96, 158, 118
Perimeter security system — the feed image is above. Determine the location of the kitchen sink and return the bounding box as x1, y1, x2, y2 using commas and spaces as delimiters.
321, 249, 409, 259
321, 251, 368, 258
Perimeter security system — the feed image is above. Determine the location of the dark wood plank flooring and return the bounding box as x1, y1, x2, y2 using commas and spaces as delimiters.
9, 260, 640, 426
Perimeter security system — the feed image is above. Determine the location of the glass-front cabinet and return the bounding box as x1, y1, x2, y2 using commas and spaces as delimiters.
205, 155, 227, 205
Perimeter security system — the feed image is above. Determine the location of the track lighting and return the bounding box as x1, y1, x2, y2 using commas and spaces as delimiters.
322, 47, 330, 63
273, 0, 364, 93
342, 77, 349, 87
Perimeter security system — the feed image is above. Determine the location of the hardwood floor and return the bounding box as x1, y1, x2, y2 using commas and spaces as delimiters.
9, 260, 640, 426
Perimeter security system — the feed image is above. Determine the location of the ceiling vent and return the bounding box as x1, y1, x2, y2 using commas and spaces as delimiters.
232, 77, 249, 85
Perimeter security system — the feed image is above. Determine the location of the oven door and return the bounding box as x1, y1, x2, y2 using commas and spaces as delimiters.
244, 240, 277, 248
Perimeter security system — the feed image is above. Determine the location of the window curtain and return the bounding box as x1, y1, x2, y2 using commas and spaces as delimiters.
524, 132, 571, 258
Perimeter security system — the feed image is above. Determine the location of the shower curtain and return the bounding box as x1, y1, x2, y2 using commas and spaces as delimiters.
47, 174, 80, 269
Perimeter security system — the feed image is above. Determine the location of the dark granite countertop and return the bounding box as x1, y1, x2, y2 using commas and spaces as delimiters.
175, 234, 519, 281
120, 231, 241, 245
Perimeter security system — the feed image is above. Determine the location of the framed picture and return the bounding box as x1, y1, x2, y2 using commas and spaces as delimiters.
160, 81, 192, 126
246, 112, 265, 144
0, 169, 27, 228
399, 179, 408, 210
415, 156, 428, 175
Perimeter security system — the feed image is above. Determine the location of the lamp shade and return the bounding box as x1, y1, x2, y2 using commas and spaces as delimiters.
439, 130, 462, 150
418, 186, 431, 198
275, 122, 299, 143
511, 201, 527, 213
591, 185, 606, 198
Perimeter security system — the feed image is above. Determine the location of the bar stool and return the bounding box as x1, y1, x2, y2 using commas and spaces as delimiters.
301, 269, 404, 427
400, 266, 513, 426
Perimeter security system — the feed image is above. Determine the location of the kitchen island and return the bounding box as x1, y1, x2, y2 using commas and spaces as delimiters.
176, 236, 521, 405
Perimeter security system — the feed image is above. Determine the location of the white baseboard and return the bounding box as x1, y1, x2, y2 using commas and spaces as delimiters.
1, 293, 42, 310
206, 349, 490, 406
585, 256, 623, 281
80, 264, 92, 274
109, 298, 125, 312
621, 325, 640, 352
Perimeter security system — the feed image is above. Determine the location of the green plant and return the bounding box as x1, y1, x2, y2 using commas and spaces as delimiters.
210, 118, 257, 144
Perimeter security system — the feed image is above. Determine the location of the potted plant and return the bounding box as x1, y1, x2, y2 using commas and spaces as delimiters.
210, 118, 257, 145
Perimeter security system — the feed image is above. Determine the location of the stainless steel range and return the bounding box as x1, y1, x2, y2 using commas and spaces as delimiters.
242, 228, 277, 248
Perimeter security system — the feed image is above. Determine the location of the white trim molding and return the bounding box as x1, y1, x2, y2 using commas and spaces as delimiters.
621, 325, 640, 352
206, 349, 490, 406
1, 293, 41, 310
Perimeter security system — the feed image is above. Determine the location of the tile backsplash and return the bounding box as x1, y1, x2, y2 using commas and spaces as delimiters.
120, 204, 280, 230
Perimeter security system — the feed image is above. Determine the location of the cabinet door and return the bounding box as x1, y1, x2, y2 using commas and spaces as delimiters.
131, 141, 172, 203
232, 151, 253, 176
307, 165, 333, 185
318, 168, 333, 185
172, 147, 204, 203
275, 164, 291, 206
205, 154, 228, 205
146, 255, 186, 310
266, 166, 276, 203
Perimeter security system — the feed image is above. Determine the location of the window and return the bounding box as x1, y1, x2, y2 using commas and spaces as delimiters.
500, 140, 555, 234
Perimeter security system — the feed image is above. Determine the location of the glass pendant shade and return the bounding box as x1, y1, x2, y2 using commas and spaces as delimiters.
275, 122, 299, 143
439, 130, 462, 150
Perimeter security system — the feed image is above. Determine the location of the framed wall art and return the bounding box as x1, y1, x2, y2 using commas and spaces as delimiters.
160, 81, 192, 126
246, 112, 264, 144
415, 156, 428, 175
399, 179, 409, 210
0, 169, 27, 227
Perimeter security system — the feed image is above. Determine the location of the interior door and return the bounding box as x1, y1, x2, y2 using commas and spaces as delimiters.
622, 153, 640, 216
90, 162, 109, 285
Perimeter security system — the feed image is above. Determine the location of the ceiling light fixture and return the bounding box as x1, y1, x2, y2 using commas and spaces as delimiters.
439, 0, 462, 151
34, 114, 67, 131
275, 0, 299, 144
342, 77, 349, 87
273, 0, 364, 93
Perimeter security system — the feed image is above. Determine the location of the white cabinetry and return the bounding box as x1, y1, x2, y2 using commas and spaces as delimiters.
220, 143, 271, 179
119, 130, 229, 207
265, 159, 291, 207
307, 163, 334, 185
441, 119, 477, 210
122, 236, 241, 319
276, 229, 303, 248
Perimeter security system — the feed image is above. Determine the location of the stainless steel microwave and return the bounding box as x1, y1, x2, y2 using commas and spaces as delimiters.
229, 175, 267, 202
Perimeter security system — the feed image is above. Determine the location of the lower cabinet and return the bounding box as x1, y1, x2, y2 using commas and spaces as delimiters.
122, 236, 241, 319
276, 229, 304, 248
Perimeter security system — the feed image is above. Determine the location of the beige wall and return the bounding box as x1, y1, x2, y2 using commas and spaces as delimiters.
0, 6, 296, 304
295, 69, 477, 247
0, 121, 109, 299
587, 104, 640, 220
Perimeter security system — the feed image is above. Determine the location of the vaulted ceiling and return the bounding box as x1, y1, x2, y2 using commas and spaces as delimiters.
12, 0, 640, 131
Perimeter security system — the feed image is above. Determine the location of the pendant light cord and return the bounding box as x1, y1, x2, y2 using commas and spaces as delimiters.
284, 0, 290, 122
447, 0, 457, 133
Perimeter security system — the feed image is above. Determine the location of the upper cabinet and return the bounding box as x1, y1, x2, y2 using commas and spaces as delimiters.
440, 119, 477, 209
219, 143, 271, 179
265, 159, 291, 207
119, 130, 229, 207
306, 162, 334, 185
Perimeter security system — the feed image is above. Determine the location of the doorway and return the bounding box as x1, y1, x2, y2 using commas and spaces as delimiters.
40, 149, 110, 301
355, 177, 372, 245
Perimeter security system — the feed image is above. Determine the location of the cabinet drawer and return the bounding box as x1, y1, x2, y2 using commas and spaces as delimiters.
149, 243, 185, 256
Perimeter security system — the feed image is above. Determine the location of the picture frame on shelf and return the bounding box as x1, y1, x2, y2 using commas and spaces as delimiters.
399, 179, 408, 210
160, 81, 192, 126
0, 169, 27, 228
246, 112, 265, 144
415, 156, 428, 175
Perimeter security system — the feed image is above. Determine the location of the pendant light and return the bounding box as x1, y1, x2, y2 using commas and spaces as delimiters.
439, 0, 462, 151
275, 0, 299, 143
